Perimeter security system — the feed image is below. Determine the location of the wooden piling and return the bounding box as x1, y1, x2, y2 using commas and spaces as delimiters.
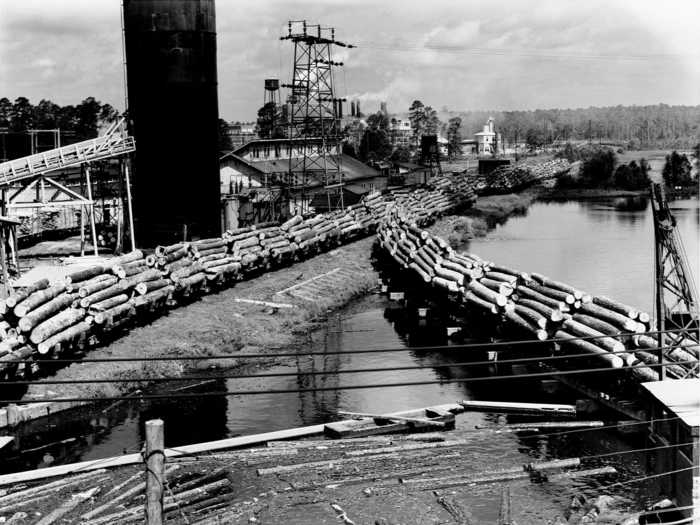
145, 419, 165, 525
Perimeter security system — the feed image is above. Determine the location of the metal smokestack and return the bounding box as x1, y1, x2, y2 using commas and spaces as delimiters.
123, 0, 221, 246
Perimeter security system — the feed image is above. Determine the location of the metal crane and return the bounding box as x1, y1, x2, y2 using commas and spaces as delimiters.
650, 182, 699, 379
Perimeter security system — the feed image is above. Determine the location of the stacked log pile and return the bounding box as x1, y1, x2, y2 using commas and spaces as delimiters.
377, 215, 698, 382
0, 172, 480, 379
484, 159, 571, 194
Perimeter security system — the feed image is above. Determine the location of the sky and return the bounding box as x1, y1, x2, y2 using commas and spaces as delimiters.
1, 0, 699, 121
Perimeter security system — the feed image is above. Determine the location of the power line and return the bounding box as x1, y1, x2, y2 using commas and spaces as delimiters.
3, 343, 695, 387
353, 41, 700, 61
6, 360, 698, 405
1, 328, 694, 366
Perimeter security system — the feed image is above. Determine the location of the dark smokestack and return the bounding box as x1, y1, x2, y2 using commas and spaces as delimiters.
123, 0, 221, 246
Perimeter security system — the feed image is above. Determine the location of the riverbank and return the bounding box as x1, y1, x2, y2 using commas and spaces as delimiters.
21, 237, 379, 408
427, 191, 537, 247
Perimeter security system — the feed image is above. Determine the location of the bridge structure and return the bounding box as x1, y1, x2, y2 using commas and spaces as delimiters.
0, 120, 136, 292
0, 119, 136, 255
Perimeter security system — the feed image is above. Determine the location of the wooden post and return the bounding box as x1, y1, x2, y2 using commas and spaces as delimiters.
80, 206, 85, 256
0, 227, 9, 299
124, 162, 136, 251
145, 419, 164, 525
84, 165, 99, 256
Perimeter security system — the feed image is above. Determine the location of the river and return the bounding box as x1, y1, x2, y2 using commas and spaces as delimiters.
3, 195, 698, 521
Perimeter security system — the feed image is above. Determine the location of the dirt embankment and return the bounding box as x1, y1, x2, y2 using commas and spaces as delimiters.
25, 238, 379, 402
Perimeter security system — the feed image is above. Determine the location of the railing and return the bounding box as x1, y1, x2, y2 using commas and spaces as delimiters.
0, 127, 135, 187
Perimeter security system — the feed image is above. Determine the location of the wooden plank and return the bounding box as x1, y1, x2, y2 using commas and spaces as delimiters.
0, 424, 327, 486
233, 298, 295, 309
0, 403, 466, 486
459, 400, 576, 416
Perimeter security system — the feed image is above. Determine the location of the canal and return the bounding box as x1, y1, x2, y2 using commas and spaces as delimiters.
4, 195, 699, 521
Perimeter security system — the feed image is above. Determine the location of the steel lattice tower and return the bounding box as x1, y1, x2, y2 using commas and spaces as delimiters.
650, 183, 699, 379
281, 21, 351, 212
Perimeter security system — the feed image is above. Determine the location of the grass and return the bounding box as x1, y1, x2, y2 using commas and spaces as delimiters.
25, 238, 380, 402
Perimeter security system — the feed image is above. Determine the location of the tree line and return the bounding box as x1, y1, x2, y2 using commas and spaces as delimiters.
556, 144, 698, 191
450, 104, 700, 150
0, 96, 120, 159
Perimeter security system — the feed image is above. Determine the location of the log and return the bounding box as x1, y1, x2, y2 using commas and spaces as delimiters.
135, 279, 171, 295
572, 313, 622, 337
554, 330, 624, 368
469, 281, 507, 307
155, 243, 186, 257
95, 303, 134, 327
504, 309, 548, 340
78, 275, 118, 298
562, 318, 627, 357
133, 285, 174, 309
122, 261, 149, 277
527, 282, 575, 304
577, 302, 639, 332
36, 320, 92, 354
64, 265, 106, 285
516, 285, 566, 311
593, 295, 638, 319
89, 294, 130, 313
464, 291, 498, 314
5, 279, 50, 308
14, 283, 67, 318
531, 273, 583, 299
30, 308, 86, 344
514, 304, 548, 329
79, 282, 130, 308
112, 250, 144, 265
18, 293, 78, 333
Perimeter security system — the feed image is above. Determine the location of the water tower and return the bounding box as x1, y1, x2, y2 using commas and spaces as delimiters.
123, 0, 221, 246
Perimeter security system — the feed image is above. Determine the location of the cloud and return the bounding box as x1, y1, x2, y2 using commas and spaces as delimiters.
0, 0, 699, 120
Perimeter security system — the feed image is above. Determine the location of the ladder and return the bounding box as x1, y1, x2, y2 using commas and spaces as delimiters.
0, 119, 135, 187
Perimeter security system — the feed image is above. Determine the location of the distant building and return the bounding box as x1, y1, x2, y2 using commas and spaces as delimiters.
389, 118, 412, 148
219, 138, 385, 216
227, 122, 257, 148
474, 117, 497, 154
